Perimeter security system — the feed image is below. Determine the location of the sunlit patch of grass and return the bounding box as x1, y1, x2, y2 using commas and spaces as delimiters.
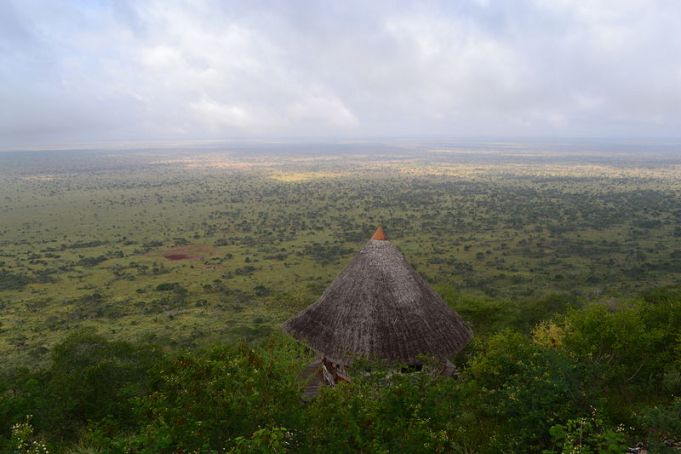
269, 171, 347, 182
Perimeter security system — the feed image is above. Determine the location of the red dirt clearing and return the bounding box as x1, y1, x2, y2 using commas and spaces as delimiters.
161, 244, 217, 261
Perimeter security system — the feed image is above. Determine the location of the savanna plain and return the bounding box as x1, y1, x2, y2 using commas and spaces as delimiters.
1, 141, 680, 452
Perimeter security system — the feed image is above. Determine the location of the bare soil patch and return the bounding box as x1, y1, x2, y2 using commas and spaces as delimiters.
162, 244, 217, 261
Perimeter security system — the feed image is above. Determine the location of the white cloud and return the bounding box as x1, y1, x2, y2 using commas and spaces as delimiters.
288, 93, 358, 129
1, 0, 681, 146
574, 94, 604, 111
190, 99, 259, 131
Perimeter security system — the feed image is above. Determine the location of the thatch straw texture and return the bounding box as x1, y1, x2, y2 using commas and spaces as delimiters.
284, 236, 473, 364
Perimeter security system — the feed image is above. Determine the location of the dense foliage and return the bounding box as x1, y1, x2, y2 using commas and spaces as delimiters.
2, 289, 679, 453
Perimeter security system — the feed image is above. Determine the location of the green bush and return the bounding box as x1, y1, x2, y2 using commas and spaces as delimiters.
0, 271, 31, 290
1, 288, 680, 453
126, 336, 308, 452
637, 399, 681, 452
546, 415, 627, 453
0, 329, 161, 450
465, 330, 590, 451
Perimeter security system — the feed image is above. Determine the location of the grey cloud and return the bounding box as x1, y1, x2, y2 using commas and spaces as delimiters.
1, 0, 681, 148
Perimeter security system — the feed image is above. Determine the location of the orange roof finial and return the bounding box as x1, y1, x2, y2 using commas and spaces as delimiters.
371, 225, 388, 241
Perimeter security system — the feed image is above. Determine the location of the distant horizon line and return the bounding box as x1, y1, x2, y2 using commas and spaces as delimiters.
2, 135, 681, 153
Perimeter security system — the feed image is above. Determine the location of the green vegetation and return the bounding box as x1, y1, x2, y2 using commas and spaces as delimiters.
1, 145, 680, 451
1, 290, 679, 452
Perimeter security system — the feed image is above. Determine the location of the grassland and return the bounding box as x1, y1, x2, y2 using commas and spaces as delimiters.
1, 141, 680, 367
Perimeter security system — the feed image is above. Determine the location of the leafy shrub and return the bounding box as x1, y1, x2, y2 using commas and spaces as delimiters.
0, 329, 162, 449
546, 414, 627, 453
0, 271, 30, 290
10, 416, 49, 454
637, 399, 681, 452
1, 288, 680, 452
466, 330, 591, 451
561, 296, 681, 419
76, 255, 108, 267
229, 426, 291, 453
127, 336, 308, 452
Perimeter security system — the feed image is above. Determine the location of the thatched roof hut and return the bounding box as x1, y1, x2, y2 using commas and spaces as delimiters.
284, 227, 472, 366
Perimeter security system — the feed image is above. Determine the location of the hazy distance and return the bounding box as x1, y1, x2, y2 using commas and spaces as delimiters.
2, 0, 681, 149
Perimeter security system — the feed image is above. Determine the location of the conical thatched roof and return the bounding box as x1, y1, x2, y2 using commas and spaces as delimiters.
283, 227, 473, 364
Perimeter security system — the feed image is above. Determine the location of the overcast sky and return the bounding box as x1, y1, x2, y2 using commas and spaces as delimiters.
2, 0, 681, 148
